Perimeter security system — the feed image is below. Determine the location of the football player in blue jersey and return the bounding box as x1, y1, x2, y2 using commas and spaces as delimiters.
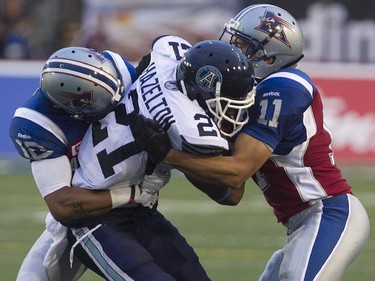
9, 46, 140, 280
135, 5, 370, 281
64, 36, 255, 281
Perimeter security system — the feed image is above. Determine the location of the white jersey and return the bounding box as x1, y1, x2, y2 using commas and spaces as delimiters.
72, 35, 228, 189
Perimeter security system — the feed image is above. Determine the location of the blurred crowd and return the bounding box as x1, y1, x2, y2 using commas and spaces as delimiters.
1, 0, 373, 62
0, 0, 234, 62
0, 0, 36, 59
0, 0, 82, 60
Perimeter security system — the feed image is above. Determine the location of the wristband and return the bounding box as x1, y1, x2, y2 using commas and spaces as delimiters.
216, 187, 231, 203
109, 185, 142, 208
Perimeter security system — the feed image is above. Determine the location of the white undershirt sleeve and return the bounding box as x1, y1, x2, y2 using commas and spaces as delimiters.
31, 155, 72, 197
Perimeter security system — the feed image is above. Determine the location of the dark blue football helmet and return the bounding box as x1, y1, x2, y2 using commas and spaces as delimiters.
176, 40, 255, 137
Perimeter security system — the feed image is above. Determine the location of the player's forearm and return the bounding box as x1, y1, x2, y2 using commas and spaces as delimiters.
44, 186, 113, 222
186, 173, 244, 205
164, 149, 246, 188
44, 185, 139, 223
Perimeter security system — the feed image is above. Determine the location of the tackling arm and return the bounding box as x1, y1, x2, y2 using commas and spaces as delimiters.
32, 156, 140, 224
164, 133, 272, 188
130, 115, 268, 200
185, 174, 244, 206
44, 186, 114, 224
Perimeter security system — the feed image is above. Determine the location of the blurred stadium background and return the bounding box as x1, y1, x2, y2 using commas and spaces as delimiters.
0, 0, 374, 280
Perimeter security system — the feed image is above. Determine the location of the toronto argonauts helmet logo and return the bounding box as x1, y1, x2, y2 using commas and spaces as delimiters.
255, 10, 294, 48
196, 66, 223, 92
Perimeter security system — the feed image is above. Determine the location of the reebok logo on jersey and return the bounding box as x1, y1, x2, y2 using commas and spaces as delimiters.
18, 132, 31, 139
263, 91, 280, 97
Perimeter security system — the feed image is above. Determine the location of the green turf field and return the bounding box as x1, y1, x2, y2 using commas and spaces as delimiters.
0, 171, 374, 280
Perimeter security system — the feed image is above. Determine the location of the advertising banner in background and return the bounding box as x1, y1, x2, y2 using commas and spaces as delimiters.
300, 62, 375, 163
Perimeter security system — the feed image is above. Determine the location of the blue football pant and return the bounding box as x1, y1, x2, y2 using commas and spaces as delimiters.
67, 209, 210, 281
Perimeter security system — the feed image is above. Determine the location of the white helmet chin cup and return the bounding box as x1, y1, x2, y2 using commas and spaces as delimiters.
206, 83, 255, 138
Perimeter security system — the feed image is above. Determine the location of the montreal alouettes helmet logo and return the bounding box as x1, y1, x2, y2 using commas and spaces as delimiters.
255, 10, 294, 48
61, 91, 94, 109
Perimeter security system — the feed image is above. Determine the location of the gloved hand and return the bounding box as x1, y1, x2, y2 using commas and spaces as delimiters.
136, 164, 171, 208
142, 164, 171, 194
136, 191, 159, 209
130, 115, 172, 172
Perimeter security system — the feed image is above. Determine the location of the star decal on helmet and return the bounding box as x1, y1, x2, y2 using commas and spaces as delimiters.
255, 10, 294, 48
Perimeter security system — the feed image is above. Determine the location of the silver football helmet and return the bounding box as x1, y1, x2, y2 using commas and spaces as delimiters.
220, 4, 304, 80
40, 47, 123, 120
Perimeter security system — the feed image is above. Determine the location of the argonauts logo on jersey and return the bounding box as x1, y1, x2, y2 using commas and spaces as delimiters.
196, 66, 222, 92
164, 80, 179, 91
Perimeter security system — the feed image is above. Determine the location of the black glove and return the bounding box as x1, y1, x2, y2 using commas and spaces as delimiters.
130, 115, 172, 167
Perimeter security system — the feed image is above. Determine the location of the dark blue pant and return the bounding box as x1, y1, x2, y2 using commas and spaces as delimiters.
67, 207, 210, 281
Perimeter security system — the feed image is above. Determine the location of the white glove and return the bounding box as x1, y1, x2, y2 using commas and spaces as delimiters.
136, 164, 171, 209
136, 191, 159, 209
142, 164, 171, 194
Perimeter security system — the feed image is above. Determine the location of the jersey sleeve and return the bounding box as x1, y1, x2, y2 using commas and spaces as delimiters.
9, 108, 68, 161
242, 69, 313, 154
167, 94, 229, 155
31, 155, 72, 197
102, 50, 138, 94
151, 35, 192, 59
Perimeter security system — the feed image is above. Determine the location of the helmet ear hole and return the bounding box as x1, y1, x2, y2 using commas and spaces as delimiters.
265, 56, 276, 65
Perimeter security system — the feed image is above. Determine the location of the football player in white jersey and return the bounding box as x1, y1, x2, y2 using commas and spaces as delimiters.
66, 35, 255, 280
9, 47, 141, 280
137, 5, 370, 281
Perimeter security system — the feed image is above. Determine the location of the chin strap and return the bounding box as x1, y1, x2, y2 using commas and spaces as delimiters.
281, 54, 305, 70
256, 54, 305, 83
179, 80, 188, 97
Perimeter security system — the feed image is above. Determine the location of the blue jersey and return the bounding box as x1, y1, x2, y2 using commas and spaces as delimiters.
244, 68, 313, 155
9, 52, 137, 171
9, 90, 89, 166
243, 68, 351, 222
